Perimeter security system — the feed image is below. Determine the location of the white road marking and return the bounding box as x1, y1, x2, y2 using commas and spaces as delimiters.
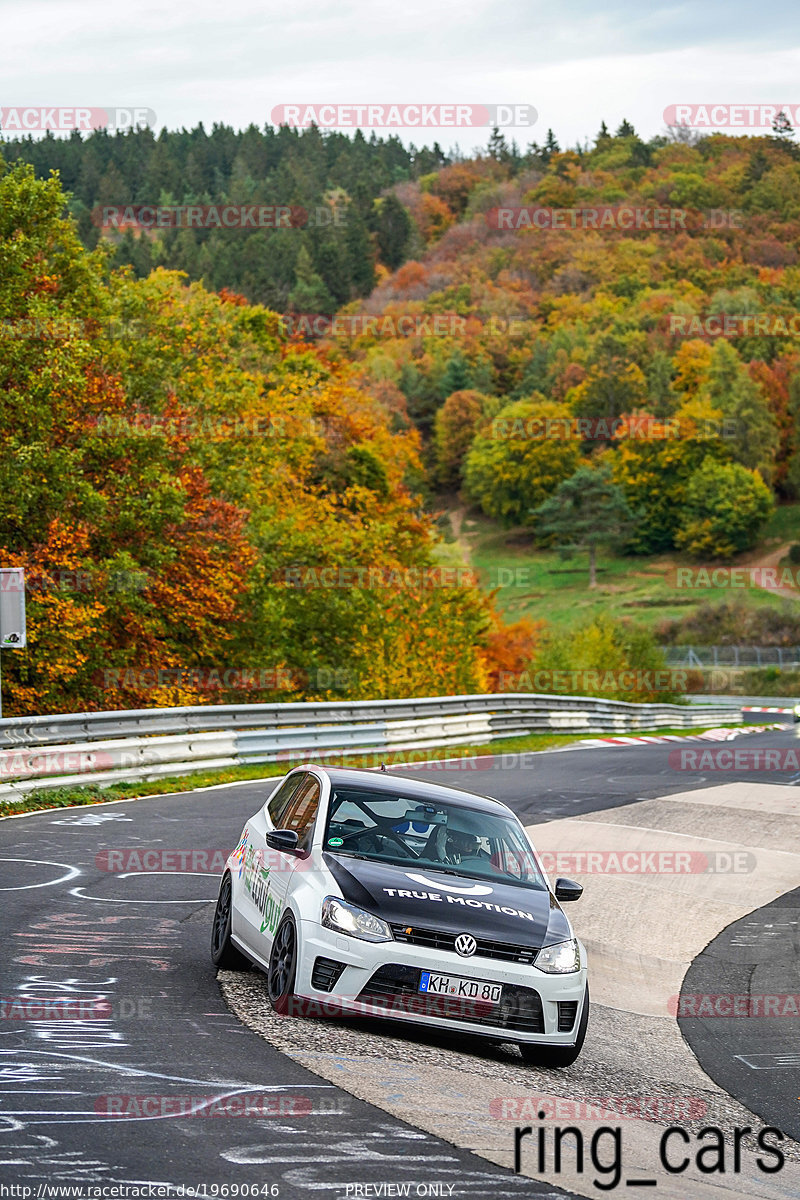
52, 814, 133, 826
68, 886, 216, 904
0, 859, 80, 891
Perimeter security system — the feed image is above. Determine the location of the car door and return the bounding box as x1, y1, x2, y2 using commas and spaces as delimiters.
232, 771, 304, 953
264, 772, 323, 940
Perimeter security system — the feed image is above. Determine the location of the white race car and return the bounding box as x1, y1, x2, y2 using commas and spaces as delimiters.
211, 765, 589, 1067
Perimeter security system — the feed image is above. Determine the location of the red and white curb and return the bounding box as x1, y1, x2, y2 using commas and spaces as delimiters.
575, 723, 784, 749
386, 724, 785, 770
742, 705, 794, 714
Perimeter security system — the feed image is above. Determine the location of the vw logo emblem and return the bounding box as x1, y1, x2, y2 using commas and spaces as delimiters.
455, 933, 477, 957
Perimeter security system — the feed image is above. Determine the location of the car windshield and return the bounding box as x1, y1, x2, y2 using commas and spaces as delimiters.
324, 786, 546, 890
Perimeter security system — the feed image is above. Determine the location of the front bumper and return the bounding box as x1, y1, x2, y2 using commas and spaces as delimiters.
294, 920, 588, 1045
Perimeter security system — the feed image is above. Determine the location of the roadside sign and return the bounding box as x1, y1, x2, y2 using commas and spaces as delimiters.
0, 568, 26, 648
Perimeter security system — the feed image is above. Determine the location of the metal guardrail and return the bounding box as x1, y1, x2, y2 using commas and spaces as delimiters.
0, 693, 741, 803
690, 694, 799, 707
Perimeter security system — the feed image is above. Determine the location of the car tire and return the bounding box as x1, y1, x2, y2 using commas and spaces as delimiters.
519, 985, 589, 1069
268, 912, 298, 1015
211, 872, 251, 970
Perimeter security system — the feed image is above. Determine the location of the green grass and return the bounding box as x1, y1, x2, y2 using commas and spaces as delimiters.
0, 722, 744, 819
448, 507, 800, 633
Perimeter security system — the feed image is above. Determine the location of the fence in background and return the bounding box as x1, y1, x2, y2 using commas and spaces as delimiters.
661, 645, 800, 668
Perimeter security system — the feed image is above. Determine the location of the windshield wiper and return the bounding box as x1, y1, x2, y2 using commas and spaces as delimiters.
325, 850, 373, 861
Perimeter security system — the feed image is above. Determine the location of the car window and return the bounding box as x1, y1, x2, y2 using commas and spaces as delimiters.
327, 797, 377, 834
281, 775, 321, 851
267, 773, 305, 829
324, 787, 546, 890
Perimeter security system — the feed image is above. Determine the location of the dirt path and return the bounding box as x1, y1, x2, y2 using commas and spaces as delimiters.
739, 540, 800, 600
446, 504, 474, 565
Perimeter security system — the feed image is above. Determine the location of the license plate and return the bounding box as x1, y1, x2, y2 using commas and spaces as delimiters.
418, 971, 501, 1004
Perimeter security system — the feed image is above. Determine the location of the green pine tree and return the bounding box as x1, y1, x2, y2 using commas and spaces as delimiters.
440, 350, 472, 398
772, 110, 795, 141
487, 126, 510, 163
288, 244, 336, 314
373, 194, 412, 270
345, 209, 377, 296
532, 462, 636, 588
542, 129, 560, 164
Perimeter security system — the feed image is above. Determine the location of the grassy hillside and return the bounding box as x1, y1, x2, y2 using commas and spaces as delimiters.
433, 503, 800, 634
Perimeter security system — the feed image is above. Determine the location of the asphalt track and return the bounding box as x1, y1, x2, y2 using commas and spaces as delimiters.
0, 726, 797, 1198
681, 886, 800, 1142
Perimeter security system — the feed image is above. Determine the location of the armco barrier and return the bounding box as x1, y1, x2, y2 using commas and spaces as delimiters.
0, 694, 740, 803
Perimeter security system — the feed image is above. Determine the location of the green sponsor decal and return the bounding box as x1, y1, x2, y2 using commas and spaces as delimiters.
328, 837, 344, 847
242, 843, 279, 934
259, 892, 282, 935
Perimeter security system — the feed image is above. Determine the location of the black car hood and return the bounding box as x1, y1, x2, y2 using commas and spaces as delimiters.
323, 852, 570, 948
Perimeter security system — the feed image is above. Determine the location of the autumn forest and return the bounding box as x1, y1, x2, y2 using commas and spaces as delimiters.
2, 118, 800, 715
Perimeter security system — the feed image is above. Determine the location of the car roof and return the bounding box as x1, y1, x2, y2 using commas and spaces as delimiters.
296, 764, 513, 817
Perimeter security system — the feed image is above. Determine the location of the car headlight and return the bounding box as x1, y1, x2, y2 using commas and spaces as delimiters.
534, 938, 581, 974
321, 896, 393, 943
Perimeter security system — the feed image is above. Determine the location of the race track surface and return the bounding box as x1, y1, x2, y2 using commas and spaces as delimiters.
1, 727, 798, 1198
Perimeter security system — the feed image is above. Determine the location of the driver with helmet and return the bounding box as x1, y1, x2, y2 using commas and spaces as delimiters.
428, 822, 482, 865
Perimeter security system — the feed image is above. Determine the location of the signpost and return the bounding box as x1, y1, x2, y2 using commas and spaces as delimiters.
0, 568, 26, 718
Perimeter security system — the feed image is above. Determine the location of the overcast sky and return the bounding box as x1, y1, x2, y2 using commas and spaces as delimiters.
3, 0, 799, 149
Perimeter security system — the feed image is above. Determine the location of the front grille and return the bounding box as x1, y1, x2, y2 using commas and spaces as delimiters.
311, 956, 346, 992
389, 923, 539, 965
358, 964, 545, 1033
557, 1000, 578, 1031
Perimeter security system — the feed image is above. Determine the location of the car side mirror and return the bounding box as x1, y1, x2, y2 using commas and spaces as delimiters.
265, 829, 300, 853
554, 876, 583, 902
